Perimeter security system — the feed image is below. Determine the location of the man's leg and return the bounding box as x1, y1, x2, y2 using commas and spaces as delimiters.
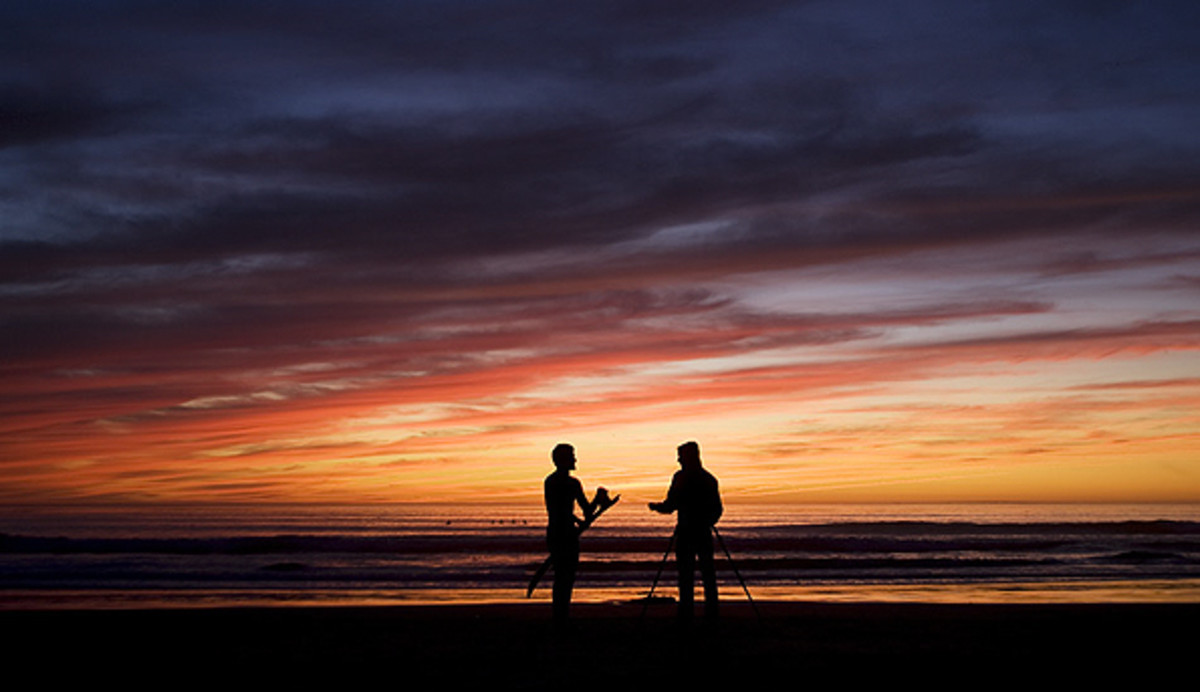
675, 533, 696, 623
697, 531, 718, 620
551, 543, 579, 627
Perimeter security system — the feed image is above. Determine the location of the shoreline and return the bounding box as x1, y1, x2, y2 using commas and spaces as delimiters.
6, 576, 1200, 611
6, 600, 1194, 684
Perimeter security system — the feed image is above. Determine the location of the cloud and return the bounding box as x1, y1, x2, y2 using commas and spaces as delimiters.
2, 1, 1199, 502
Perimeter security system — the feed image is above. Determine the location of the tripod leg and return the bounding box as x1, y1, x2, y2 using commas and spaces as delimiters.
638, 530, 676, 623
713, 526, 762, 623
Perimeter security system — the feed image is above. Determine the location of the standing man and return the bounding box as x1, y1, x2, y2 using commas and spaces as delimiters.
544, 443, 595, 628
649, 440, 723, 623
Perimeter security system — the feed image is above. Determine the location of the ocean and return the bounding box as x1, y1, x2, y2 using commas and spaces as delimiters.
3, 503, 1199, 609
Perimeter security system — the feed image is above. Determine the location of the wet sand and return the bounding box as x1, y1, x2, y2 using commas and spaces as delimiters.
6, 601, 1194, 686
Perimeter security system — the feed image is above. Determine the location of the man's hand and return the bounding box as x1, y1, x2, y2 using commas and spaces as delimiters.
593, 487, 615, 509
648, 502, 666, 514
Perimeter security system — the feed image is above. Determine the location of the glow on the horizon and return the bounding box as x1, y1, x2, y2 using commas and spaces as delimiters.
5, 262, 1198, 505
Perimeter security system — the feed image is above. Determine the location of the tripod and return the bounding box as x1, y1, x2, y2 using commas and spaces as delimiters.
713, 525, 761, 622
639, 525, 761, 623
638, 529, 676, 622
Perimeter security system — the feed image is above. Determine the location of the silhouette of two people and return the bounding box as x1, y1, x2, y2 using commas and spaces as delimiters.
649, 440, 723, 623
542, 440, 722, 626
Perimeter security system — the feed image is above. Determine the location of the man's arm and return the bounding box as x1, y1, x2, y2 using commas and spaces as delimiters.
648, 474, 680, 514
574, 479, 594, 525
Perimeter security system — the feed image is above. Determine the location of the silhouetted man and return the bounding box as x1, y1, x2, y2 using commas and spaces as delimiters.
544, 443, 595, 627
649, 440, 723, 623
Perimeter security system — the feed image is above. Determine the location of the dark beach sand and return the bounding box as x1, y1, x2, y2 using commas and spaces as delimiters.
6, 601, 1194, 687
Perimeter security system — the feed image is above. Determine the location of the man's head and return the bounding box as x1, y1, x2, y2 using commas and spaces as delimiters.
677, 440, 701, 468
552, 443, 576, 470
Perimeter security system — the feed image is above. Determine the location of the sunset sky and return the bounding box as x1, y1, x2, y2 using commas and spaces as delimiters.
3, 1, 1199, 507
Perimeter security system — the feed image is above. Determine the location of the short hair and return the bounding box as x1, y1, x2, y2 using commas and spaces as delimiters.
677, 441, 700, 459
551, 443, 575, 467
